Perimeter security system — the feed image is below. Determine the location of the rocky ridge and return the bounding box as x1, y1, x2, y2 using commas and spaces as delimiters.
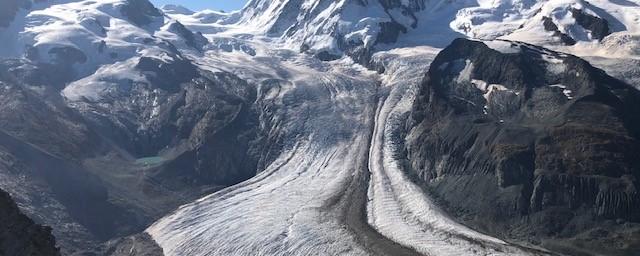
406, 38, 640, 255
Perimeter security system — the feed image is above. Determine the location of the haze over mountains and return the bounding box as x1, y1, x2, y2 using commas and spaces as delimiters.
0, 0, 639, 255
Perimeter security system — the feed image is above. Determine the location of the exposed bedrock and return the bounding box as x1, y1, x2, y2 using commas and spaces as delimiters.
103, 233, 164, 256
119, 0, 163, 27
0, 0, 29, 28
542, 16, 577, 46
167, 21, 209, 51
570, 7, 611, 41
0, 189, 60, 256
540, 6, 612, 45
0, 59, 152, 253
0, 59, 96, 158
406, 38, 640, 255
71, 55, 265, 189
0, 54, 273, 254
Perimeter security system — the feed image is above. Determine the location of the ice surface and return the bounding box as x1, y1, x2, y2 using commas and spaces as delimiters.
147, 42, 382, 255
145, 1, 639, 255
148, 40, 550, 255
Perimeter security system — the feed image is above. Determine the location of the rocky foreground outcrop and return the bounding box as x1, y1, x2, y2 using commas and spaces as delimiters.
0, 189, 60, 256
406, 38, 640, 255
103, 233, 163, 256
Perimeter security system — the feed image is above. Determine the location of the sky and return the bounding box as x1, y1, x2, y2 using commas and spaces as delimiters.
150, 0, 249, 12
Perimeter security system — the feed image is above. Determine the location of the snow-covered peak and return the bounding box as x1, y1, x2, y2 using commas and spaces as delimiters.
452, 0, 636, 42
0, 0, 217, 79
0, 0, 636, 88
161, 6, 241, 38
158, 0, 639, 63
450, 0, 542, 40
464, 0, 640, 58
161, 4, 194, 15
227, 0, 430, 60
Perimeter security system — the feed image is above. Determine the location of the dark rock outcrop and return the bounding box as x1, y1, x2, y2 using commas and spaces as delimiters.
0, 60, 150, 253
167, 21, 209, 51
68, 53, 265, 194
0, 189, 60, 256
120, 0, 163, 27
210, 38, 257, 56
379, 0, 424, 28
542, 16, 577, 45
265, 0, 305, 36
103, 233, 163, 256
134, 55, 198, 94
0, 59, 95, 158
0, 45, 272, 254
0, 0, 28, 28
48, 46, 88, 66
314, 51, 342, 61
571, 8, 611, 40
377, 21, 407, 44
406, 38, 640, 255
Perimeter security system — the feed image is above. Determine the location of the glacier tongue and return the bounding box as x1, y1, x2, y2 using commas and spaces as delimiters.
147, 47, 381, 255
147, 140, 374, 255
147, 37, 549, 255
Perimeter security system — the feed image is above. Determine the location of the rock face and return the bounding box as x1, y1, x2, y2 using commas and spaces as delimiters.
570, 8, 611, 41
0, 189, 60, 256
542, 16, 577, 46
103, 233, 164, 256
0, 50, 266, 254
167, 21, 209, 51
0, 59, 149, 253
406, 38, 640, 255
539, 6, 611, 46
67, 53, 263, 189
120, 0, 163, 26
0, 0, 27, 28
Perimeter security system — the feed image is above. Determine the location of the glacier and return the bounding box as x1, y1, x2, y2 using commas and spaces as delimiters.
146, 39, 549, 256
1, 0, 639, 255
146, 0, 640, 255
